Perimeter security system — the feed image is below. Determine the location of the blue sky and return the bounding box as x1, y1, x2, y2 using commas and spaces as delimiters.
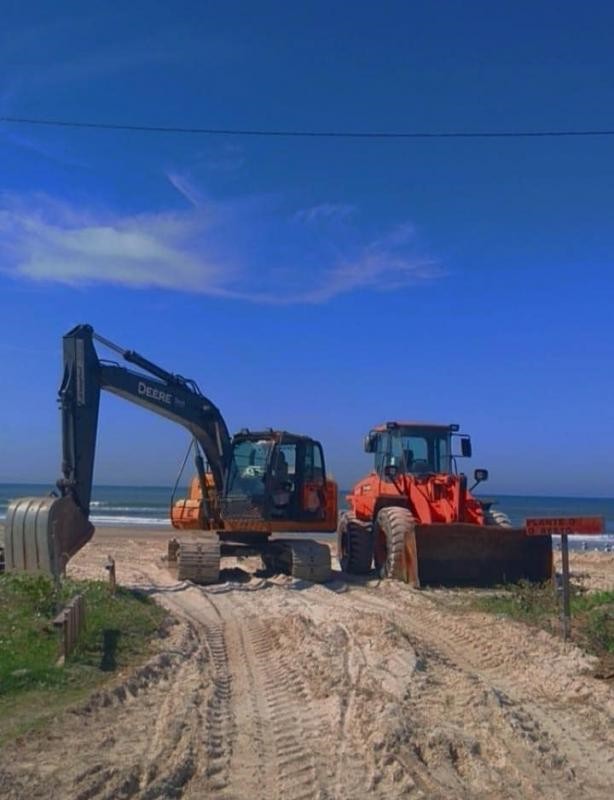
1, 1, 613, 495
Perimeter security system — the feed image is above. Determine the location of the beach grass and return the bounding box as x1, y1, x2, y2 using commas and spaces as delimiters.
0, 573, 167, 741
474, 581, 614, 670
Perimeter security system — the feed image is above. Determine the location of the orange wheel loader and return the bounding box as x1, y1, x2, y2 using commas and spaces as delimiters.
337, 421, 553, 587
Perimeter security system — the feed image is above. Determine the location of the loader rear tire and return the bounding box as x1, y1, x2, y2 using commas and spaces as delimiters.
337, 512, 373, 574
374, 506, 415, 580
484, 509, 512, 527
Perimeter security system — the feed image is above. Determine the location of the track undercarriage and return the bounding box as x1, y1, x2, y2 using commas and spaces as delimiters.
167, 533, 332, 585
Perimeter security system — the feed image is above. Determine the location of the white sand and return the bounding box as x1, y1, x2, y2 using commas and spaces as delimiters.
1, 527, 613, 799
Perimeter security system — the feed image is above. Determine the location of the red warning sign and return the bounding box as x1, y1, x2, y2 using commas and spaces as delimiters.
525, 517, 605, 536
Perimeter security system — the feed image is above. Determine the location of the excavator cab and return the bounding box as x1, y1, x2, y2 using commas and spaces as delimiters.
226, 431, 331, 523
172, 430, 337, 533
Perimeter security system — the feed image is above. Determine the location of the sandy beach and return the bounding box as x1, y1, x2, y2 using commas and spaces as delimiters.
1, 526, 613, 799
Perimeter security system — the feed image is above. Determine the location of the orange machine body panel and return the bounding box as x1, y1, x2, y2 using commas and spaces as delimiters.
171, 474, 338, 533
348, 472, 485, 526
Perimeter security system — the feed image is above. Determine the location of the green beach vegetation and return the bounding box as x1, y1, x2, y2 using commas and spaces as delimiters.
0, 573, 167, 742
473, 581, 614, 674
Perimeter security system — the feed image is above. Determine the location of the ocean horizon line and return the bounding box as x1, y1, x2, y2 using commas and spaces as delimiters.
0, 481, 611, 502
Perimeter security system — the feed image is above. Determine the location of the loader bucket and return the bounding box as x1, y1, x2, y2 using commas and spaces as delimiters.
4, 495, 94, 578
404, 524, 553, 587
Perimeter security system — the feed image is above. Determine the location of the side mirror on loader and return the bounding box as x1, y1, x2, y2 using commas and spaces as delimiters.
460, 437, 472, 458
469, 468, 488, 492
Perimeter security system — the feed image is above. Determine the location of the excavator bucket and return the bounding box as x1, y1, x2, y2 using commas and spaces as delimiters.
403, 524, 553, 588
4, 495, 94, 578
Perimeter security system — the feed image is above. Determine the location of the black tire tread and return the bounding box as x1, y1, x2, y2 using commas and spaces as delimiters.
338, 512, 373, 574
375, 506, 416, 580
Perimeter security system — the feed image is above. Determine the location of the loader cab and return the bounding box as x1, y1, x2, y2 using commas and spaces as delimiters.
365, 422, 469, 478
225, 430, 329, 522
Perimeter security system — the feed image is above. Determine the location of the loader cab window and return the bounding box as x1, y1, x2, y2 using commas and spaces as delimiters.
437, 436, 452, 474
375, 429, 452, 476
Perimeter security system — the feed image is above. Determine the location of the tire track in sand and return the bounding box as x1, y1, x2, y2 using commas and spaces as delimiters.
375, 581, 614, 793
293, 579, 613, 799
159, 590, 235, 800
268, 582, 447, 799
206, 586, 330, 800
197, 586, 279, 799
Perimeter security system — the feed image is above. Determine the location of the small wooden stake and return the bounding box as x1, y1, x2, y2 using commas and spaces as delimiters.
105, 556, 116, 593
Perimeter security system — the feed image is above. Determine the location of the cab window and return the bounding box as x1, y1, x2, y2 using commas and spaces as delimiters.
304, 442, 325, 483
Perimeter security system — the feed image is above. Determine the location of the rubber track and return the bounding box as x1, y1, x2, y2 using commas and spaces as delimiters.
279, 540, 332, 583
177, 537, 221, 584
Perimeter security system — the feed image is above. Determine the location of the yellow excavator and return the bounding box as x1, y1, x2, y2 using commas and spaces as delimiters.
3, 325, 337, 583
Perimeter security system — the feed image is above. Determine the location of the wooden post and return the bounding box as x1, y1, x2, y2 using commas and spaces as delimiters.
53, 593, 86, 663
53, 611, 68, 663
105, 556, 116, 593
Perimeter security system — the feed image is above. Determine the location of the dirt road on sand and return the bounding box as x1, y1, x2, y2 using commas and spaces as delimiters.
1, 531, 613, 800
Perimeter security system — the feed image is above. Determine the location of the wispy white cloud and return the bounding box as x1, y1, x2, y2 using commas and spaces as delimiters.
0, 181, 443, 305
166, 172, 206, 208
293, 203, 356, 225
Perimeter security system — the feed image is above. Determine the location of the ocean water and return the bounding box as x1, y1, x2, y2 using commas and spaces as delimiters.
0, 483, 178, 528
0, 483, 613, 547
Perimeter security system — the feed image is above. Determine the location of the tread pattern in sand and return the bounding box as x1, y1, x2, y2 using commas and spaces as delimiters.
2, 536, 613, 800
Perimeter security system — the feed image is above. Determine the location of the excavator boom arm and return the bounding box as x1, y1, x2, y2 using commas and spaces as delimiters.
5, 323, 233, 576
58, 324, 233, 514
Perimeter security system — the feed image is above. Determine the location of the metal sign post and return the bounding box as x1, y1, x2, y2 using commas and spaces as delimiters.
525, 516, 605, 641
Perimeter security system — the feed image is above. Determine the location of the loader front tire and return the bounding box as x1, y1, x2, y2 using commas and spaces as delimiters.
337, 512, 373, 574
374, 506, 415, 580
